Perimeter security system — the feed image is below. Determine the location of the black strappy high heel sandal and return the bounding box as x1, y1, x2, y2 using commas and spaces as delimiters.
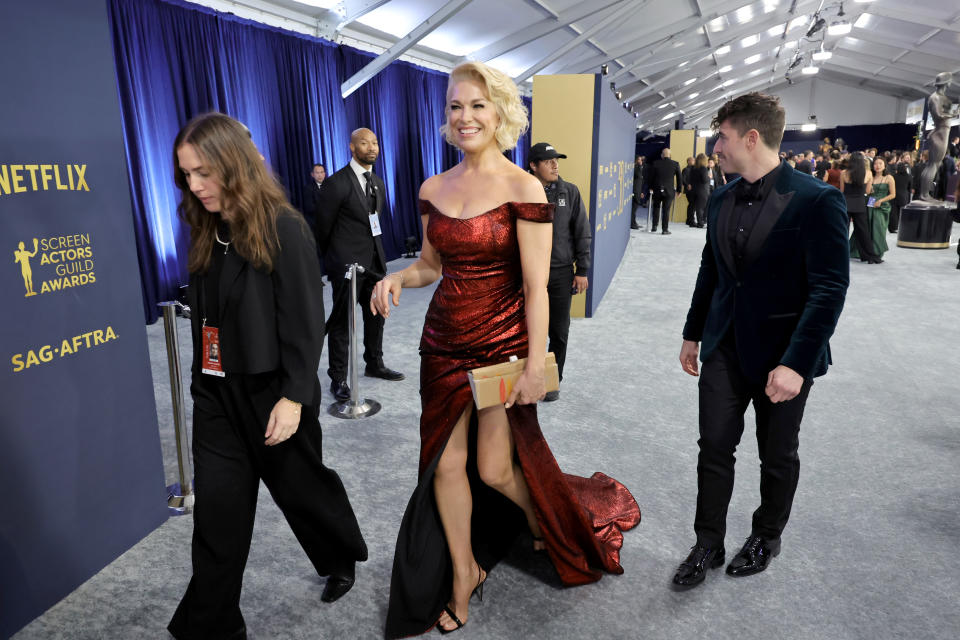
438, 566, 486, 634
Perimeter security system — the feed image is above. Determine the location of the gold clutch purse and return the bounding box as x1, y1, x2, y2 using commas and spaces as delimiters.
467, 353, 560, 409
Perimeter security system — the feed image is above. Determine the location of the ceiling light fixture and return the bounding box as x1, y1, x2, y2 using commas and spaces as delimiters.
801, 123, 817, 131
812, 45, 832, 61
683, 77, 698, 86
828, 20, 851, 35
801, 63, 819, 75
744, 54, 762, 65
805, 15, 826, 38
715, 45, 731, 56
615, 90, 623, 100
828, 2, 851, 35
719, 65, 733, 73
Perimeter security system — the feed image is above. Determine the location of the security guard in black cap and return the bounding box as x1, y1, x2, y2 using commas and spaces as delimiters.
528, 142, 591, 401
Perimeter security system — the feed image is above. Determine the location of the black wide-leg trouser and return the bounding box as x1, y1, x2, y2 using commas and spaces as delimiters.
694, 339, 812, 548
169, 372, 367, 640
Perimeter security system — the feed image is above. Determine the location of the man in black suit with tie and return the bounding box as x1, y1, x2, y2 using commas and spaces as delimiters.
649, 148, 682, 234
315, 128, 403, 401
301, 163, 325, 229
673, 92, 849, 589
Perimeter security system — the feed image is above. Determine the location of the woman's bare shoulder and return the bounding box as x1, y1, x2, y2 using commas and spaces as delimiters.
419, 169, 455, 200
504, 164, 547, 203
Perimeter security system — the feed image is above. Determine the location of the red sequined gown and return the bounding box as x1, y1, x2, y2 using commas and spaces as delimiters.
384, 200, 641, 639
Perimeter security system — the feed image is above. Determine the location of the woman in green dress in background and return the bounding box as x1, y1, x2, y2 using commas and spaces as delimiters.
868, 157, 896, 259
850, 156, 895, 261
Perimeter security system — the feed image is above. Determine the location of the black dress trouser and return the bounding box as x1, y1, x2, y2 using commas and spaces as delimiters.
888, 200, 901, 232
546, 265, 574, 381
169, 373, 367, 640
849, 209, 879, 261
694, 337, 813, 548
651, 191, 674, 231
327, 268, 384, 381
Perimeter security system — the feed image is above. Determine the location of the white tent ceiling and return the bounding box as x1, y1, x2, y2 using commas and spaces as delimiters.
191, 0, 960, 131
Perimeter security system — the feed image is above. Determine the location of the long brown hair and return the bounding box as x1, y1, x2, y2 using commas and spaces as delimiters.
174, 113, 288, 273
695, 153, 708, 168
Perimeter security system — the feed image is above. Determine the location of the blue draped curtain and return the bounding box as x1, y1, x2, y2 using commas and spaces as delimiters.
108, 0, 530, 322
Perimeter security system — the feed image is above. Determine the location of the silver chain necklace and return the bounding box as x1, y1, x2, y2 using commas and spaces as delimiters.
214, 229, 231, 253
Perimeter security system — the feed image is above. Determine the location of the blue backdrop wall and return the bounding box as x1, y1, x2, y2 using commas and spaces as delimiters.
0, 1, 168, 636
108, 0, 529, 322
586, 75, 638, 317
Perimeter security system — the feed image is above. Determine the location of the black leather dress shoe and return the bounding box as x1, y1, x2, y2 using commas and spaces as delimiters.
661, 230, 672, 235
630, 223, 641, 229
672, 544, 725, 589
321, 570, 355, 603
330, 379, 350, 401
364, 364, 405, 381
542, 390, 560, 402
726, 535, 781, 577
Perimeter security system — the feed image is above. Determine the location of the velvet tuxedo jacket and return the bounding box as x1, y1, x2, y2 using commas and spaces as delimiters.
682, 161, 850, 384
188, 211, 325, 407
314, 164, 387, 277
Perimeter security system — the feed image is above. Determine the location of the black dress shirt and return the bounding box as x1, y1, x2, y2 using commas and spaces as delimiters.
728, 162, 783, 272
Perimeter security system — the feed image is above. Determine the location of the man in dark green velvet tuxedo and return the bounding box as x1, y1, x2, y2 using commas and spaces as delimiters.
672, 93, 849, 589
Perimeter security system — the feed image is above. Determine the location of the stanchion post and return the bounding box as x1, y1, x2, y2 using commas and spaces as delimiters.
158, 301, 194, 515
328, 264, 381, 419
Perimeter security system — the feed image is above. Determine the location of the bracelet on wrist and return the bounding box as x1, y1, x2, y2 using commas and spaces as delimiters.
390, 271, 404, 288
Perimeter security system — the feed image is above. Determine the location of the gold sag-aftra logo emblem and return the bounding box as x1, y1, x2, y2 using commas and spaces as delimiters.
13, 234, 97, 298
14, 238, 39, 297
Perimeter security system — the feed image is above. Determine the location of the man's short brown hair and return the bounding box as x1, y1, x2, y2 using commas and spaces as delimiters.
711, 92, 785, 150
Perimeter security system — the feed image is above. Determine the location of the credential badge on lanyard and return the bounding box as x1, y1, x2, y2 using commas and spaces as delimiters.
201, 324, 225, 377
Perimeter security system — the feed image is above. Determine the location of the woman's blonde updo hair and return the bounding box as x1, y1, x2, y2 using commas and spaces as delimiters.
440, 61, 528, 152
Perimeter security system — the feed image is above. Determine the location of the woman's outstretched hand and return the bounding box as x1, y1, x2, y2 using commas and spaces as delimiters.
370, 272, 403, 319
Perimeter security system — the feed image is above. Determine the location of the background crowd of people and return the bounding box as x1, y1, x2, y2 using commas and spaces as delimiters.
631, 134, 960, 266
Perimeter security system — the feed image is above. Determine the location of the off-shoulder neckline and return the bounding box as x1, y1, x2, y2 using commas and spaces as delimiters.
419, 198, 549, 221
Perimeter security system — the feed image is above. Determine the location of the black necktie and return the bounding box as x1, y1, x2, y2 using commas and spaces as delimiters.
735, 178, 763, 203
363, 171, 376, 213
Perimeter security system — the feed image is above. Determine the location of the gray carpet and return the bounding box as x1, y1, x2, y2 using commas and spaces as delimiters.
14, 220, 960, 640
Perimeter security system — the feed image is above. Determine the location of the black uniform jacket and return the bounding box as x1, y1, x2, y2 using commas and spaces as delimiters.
301, 180, 322, 228
682, 162, 850, 383
314, 164, 387, 277
650, 157, 682, 195
188, 210, 325, 407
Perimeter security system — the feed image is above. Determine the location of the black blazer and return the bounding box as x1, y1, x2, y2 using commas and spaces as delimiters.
682, 162, 850, 383
650, 158, 682, 196
301, 180, 322, 229
689, 166, 710, 198
188, 210, 325, 406
315, 164, 387, 277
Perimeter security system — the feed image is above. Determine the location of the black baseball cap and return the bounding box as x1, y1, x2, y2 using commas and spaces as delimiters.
529, 142, 567, 162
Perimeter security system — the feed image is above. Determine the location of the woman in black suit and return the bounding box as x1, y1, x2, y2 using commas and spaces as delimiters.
168, 113, 367, 640
842, 151, 880, 264
688, 153, 710, 227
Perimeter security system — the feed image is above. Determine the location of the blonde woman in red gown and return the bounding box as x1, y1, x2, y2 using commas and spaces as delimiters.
371, 61, 640, 638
